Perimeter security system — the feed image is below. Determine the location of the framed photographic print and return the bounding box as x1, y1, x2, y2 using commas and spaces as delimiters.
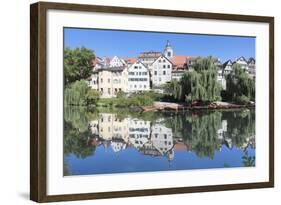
30, 1, 274, 202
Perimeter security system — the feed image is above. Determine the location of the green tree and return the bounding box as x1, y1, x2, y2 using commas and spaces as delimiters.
165, 57, 221, 103
64, 47, 95, 85
64, 80, 100, 106
64, 120, 96, 159
242, 150, 255, 167
225, 64, 255, 104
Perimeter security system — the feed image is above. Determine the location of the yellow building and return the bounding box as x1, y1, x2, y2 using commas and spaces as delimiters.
89, 67, 128, 98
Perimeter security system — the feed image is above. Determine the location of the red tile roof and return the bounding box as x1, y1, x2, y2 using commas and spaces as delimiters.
174, 143, 190, 151
171, 56, 189, 69
125, 57, 137, 64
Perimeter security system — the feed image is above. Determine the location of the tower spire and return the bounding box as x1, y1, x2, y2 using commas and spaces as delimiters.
164, 40, 173, 59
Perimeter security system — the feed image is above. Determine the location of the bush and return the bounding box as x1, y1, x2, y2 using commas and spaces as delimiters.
64, 80, 99, 106
85, 89, 100, 105
236, 95, 250, 105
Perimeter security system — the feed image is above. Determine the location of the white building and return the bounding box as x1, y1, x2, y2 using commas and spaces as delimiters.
128, 119, 151, 149
128, 61, 150, 93
109, 56, 126, 67
88, 67, 128, 98
96, 113, 129, 142
151, 55, 173, 87
138, 51, 161, 66
233, 56, 249, 72
163, 40, 174, 59
172, 70, 185, 81
222, 60, 233, 76
248, 57, 256, 78
111, 140, 127, 152
151, 123, 174, 160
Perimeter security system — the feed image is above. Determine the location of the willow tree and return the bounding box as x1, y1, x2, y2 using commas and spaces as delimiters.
225, 64, 255, 104
64, 47, 95, 85
178, 57, 222, 104
189, 111, 222, 159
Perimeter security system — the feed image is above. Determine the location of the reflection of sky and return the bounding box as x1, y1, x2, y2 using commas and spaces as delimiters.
65, 145, 255, 176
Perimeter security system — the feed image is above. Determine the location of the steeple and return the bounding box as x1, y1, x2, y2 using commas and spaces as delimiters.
164, 40, 173, 59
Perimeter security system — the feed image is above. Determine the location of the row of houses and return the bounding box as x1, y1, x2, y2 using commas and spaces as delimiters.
89, 113, 255, 160
88, 41, 256, 98
90, 113, 175, 160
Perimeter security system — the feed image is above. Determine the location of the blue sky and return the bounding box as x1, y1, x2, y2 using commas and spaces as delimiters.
64, 27, 255, 63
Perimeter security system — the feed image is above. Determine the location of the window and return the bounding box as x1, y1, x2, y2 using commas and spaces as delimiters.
134, 66, 138, 69
163, 65, 166, 68
163, 71, 166, 75
108, 78, 110, 83
163, 59, 166, 62
134, 85, 137, 88
167, 52, 171, 57
108, 88, 111, 94
100, 78, 103, 83
139, 72, 141, 75
167, 64, 170, 68
154, 71, 157, 75
144, 85, 146, 88
159, 59, 161, 63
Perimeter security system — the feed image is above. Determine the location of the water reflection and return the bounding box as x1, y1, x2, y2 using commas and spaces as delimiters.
64, 107, 255, 176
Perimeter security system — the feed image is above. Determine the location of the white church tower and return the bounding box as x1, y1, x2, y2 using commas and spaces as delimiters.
164, 40, 173, 59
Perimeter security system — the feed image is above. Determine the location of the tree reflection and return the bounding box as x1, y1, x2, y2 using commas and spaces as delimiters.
63, 106, 98, 162
63, 107, 256, 172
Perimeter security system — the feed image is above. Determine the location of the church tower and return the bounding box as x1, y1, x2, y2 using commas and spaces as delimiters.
164, 40, 173, 59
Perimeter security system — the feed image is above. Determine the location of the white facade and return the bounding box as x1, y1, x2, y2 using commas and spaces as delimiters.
223, 60, 233, 76
217, 67, 226, 90
171, 70, 185, 81
234, 56, 249, 72
248, 58, 256, 78
89, 67, 128, 98
128, 119, 151, 149
163, 40, 174, 59
151, 55, 172, 86
128, 61, 150, 92
109, 56, 126, 67
138, 51, 161, 66
151, 123, 174, 160
96, 113, 129, 142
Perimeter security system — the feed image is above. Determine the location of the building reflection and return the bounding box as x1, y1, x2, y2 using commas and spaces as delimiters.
89, 112, 255, 161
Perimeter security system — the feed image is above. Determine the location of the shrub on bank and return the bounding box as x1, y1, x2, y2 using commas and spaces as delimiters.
64, 80, 100, 106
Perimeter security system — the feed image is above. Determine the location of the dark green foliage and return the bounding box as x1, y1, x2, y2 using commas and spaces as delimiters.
163, 109, 255, 159
225, 64, 255, 104
63, 106, 99, 160
64, 120, 96, 159
98, 91, 158, 108
242, 150, 255, 167
64, 47, 95, 85
222, 109, 255, 148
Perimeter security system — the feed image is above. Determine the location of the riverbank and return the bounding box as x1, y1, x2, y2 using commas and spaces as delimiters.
142, 101, 255, 112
